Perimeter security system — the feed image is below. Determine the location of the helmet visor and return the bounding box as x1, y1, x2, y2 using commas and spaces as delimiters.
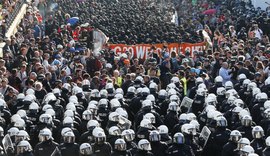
63, 136, 75, 143
123, 133, 134, 142
15, 136, 26, 143
39, 135, 50, 142
149, 134, 160, 142
40, 117, 51, 124
95, 137, 105, 144
17, 146, 29, 154
174, 136, 184, 144
115, 143, 126, 151
80, 148, 92, 155
140, 143, 151, 151
241, 119, 251, 127
253, 131, 264, 139
231, 135, 241, 142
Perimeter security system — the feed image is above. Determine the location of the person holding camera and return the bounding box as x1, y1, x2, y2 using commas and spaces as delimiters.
219, 62, 232, 85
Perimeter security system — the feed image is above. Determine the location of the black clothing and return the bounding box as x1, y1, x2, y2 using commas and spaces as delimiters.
34, 140, 59, 156
236, 126, 253, 141
263, 147, 270, 156
134, 150, 154, 156
92, 142, 112, 156
221, 141, 237, 156
111, 150, 132, 156
251, 138, 266, 156
166, 144, 195, 156
59, 143, 80, 156
192, 95, 205, 116
164, 111, 179, 133
150, 141, 168, 156
203, 128, 230, 156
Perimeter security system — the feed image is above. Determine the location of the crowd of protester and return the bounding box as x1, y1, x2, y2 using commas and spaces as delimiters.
0, 0, 27, 37
0, 0, 270, 155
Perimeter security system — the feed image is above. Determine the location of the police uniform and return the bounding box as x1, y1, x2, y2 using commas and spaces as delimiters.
150, 141, 168, 156
34, 140, 59, 156
92, 142, 112, 156
59, 143, 80, 156
166, 144, 195, 156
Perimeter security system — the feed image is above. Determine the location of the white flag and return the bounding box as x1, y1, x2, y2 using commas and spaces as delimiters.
93, 29, 109, 55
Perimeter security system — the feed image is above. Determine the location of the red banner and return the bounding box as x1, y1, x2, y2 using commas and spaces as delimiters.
108, 42, 205, 59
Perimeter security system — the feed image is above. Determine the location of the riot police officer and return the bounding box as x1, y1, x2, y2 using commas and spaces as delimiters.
221, 130, 242, 156
92, 128, 112, 156
236, 115, 253, 141
107, 126, 121, 149
17, 140, 34, 156
250, 126, 266, 155
80, 143, 93, 156
34, 128, 59, 156
203, 116, 230, 156
148, 130, 168, 156
58, 131, 80, 156
263, 136, 270, 156
166, 132, 195, 156
134, 139, 154, 156
111, 139, 132, 156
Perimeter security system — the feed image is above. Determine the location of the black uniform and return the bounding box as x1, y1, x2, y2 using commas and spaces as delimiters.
17, 151, 34, 156
164, 111, 178, 133
184, 134, 202, 156
80, 128, 95, 144
160, 134, 172, 145
34, 140, 59, 156
166, 144, 195, 156
0, 108, 11, 126
106, 121, 119, 132
125, 93, 135, 104
136, 127, 151, 142
134, 108, 163, 131
150, 141, 168, 156
188, 85, 198, 100
263, 147, 270, 156
159, 99, 170, 117
111, 150, 132, 156
27, 111, 39, 125
198, 113, 207, 130
22, 100, 32, 111
251, 101, 265, 125
172, 120, 189, 136
236, 125, 253, 141
260, 119, 270, 136
129, 96, 145, 116
80, 119, 88, 134
191, 95, 205, 116
251, 138, 266, 156
238, 88, 250, 104
133, 150, 154, 156
107, 135, 121, 150
49, 100, 64, 121
262, 84, 270, 98
77, 95, 88, 111
97, 107, 109, 130
10, 99, 24, 114
203, 127, 230, 156
221, 141, 237, 156
58, 143, 80, 156
126, 141, 137, 155
92, 142, 112, 156
234, 81, 244, 92
209, 83, 223, 94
